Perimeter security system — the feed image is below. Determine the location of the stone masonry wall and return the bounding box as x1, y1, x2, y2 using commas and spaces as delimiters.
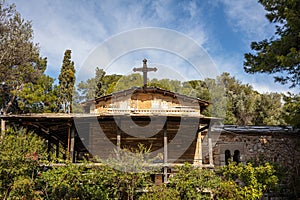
214, 131, 300, 168
213, 130, 300, 194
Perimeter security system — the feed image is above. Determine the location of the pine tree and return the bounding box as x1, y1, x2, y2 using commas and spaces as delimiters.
0, 2, 49, 135
244, 0, 300, 88
58, 50, 76, 114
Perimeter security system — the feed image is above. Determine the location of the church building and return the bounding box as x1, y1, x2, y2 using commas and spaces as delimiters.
1, 59, 299, 185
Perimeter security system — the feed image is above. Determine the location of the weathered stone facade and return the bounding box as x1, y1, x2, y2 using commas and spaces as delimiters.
208, 126, 300, 196
212, 126, 300, 170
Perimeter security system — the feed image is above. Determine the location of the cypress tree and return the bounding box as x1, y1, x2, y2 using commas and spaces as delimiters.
58, 49, 76, 113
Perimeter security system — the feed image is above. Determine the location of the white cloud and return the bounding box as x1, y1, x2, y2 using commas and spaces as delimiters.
78, 28, 216, 83
7, 0, 298, 93
185, 1, 197, 18
246, 74, 300, 94
9, 0, 209, 72
220, 0, 274, 39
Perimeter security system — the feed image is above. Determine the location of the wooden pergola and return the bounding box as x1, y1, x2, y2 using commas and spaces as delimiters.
1, 59, 226, 184
1, 113, 221, 181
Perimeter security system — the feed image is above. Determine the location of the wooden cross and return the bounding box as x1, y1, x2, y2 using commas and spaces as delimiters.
133, 59, 157, 87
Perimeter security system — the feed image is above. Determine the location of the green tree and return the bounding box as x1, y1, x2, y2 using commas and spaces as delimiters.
169, 163, 220, 200
112, 73, 143, 92
234, 88, 258, 125
94, 67, 106, 99
216, 162, 278, 200
0, 2, 40, 113
149, 78, 182, 92
38, 163, 112, 199
180, 80, 206, 100
77, 70, 123, 103
105, 145, 159, 200
0, 58, 55, 114
14, 58, 58, 113
138, 185, 180, 200
0, 128, 47, 199
0, 3, 40, 91
77, 67, 106, 101
217, 73, 258, 125
101, 74, 123, 95
0, 2, 50, 135
58, 49, 76, 114
39, 145, 157, 200
216, 72, 286, 126
205, 78, 227, 119
282, 92, 300, 127
244, 0, 300, 88
254, 92, 285, 125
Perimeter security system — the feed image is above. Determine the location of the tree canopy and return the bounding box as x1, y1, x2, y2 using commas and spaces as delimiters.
58, 49, 76, 114
282, 92, 300, 127
77, 68, 121, 101
77, 70, 287, 126
244, 0, 300, 88
0, 2, 49, 115
0, 2, 59, 122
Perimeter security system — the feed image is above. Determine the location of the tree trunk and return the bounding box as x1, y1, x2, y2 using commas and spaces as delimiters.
1, 95, 16, 140
1, 118, 5, 141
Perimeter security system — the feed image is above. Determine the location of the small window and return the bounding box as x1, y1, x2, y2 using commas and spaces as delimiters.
225, 150, 231, 165
233, 150, 240, 164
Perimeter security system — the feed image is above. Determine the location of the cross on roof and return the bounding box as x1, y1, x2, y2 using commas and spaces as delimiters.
133, 59, 157, 87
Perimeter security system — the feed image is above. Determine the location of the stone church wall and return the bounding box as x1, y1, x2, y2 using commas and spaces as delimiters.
211, 129, 300, 192
214, 131, 300, 168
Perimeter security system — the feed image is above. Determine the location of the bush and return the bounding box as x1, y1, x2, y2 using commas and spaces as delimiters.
0, 128, 47, 199
138, 185, 180, 200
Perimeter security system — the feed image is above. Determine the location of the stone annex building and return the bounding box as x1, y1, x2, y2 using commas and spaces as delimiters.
2, 59, 300, 188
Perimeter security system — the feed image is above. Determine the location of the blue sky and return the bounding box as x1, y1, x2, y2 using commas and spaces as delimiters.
8, 0, 299, 94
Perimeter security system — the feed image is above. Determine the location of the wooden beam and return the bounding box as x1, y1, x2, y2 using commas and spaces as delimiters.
116, 118, 121, 158
208, 126, 213, 167
43, 162, 215, 168
1, 119, 5, 140
56, 140, 60, 159
110, 137, 159, 141
47, 133, 51, 160
67, 125, 71, 153
194, 131, 202, 168
70, 126, 75, 163
197, 125, 209, 133
163, 122, 168, 183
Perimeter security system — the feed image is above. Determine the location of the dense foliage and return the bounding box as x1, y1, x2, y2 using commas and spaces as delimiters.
77, 68, 122, 101
244, 0, 300, 88
243, 0, 300, 127
140, 163, 278, 200
77, 70, 290, 126
0, 128, 281, 199
0, 128, 47, 199
282, 92, 300, 127
0, 2, 57, 115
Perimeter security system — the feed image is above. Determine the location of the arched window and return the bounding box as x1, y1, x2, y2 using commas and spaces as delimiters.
225, 150, 231, 165
233, 150, 240, 164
